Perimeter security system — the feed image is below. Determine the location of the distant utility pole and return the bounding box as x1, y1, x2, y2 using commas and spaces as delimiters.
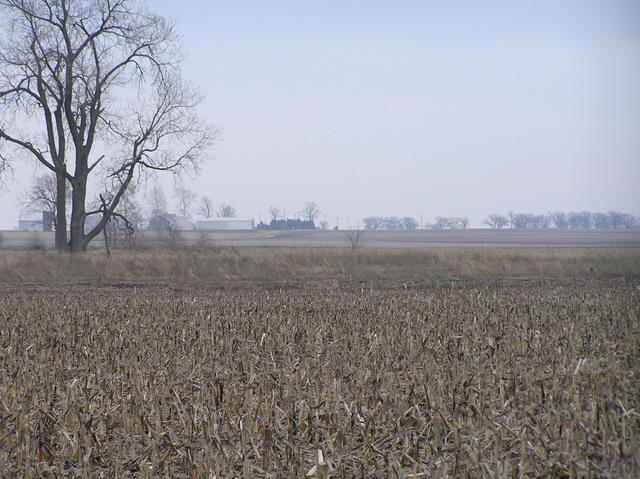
420, 212, 423, 230
336, 217, 339, 230
324, 214, 327, 230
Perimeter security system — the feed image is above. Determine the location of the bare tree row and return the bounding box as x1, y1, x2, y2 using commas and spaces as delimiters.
363, 217, 418, 231
484, 211, 639, 229
429, 217, 471, 230
146, 184, 236, 219
363, 216, 470, 230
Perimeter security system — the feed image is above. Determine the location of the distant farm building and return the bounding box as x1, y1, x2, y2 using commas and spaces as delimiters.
18, 211, 54, 232
174, 218, 197, 231
147, 214, 197, 231
197, 218, 254, 231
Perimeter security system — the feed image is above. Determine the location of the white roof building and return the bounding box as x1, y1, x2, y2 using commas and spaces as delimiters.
197, 217, 254, 231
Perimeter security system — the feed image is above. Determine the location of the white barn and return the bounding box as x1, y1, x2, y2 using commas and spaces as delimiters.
197, 218, 254, 231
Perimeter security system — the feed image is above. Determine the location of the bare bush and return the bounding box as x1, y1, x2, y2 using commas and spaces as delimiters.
159, 226, 183, 250
344, 229, 366, 250
123, 229, 152, 251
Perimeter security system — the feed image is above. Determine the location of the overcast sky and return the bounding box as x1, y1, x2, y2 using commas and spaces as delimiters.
1, 0, 639, 229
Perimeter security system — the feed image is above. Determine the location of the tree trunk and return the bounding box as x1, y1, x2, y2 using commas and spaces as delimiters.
54, 172, 68, 251
69, 177, 88, 252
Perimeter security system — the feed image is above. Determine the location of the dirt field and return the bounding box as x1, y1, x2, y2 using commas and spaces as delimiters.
2, 228, 640, 250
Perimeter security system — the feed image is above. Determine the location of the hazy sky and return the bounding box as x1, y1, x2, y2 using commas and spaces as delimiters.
1, 0, 639, 228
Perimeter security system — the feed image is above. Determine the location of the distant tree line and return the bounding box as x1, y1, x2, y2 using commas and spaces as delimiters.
363, 216, 471, 230
429, 217, 470, 229
363, 217, 418, 230
360, 211, 638, 231
483, 211, 639, 229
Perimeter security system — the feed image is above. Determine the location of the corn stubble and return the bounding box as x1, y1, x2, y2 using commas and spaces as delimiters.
0, 281, 638, 477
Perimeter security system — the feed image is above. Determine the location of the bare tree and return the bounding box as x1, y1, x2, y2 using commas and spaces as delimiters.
592, 212, 611, 229
301, 201, 320, 223
217, 203, 236, 217
148, 183, 167, 218
533, 214, 549, 228
618, 213, 638, 229
455, 217, 470, 229
0, 0, 214, 251
116, 184, 142, 228
363, 217, 382, 230
399, 217, 418, 230
268, 206, 281, 221
174, 184, 196, 218
433, 217, 452, 229
383, 217, 401, 230
512, 213, 533, 229
567, 211, 592, 229
608, 211, 637, 229
548, 211, 568, 229
22, 173, 71, 231
199, 196, 214, 218
483, 214, 509, 229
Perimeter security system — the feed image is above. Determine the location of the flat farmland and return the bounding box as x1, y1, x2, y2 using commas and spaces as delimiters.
0, 249, 639, 477
216, 229, 640, 248
2, 228, 640, 250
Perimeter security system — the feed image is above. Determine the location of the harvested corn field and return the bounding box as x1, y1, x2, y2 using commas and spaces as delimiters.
1, 280, 638, 477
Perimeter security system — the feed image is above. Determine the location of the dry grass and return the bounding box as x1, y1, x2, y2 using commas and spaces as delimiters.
0, 247, 639, 286
0, 281, 638, 477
